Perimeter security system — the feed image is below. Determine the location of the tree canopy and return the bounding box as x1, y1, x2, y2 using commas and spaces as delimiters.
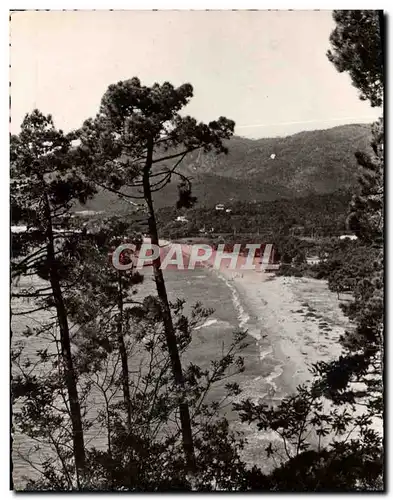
327, 10, 383, 107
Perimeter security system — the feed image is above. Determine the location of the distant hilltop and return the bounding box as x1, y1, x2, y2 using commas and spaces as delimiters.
74, 123, 372, 211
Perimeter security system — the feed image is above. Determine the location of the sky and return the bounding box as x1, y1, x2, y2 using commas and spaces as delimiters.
10, 10, 381, 139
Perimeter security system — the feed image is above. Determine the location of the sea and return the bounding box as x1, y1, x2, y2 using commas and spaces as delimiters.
11, 266, 286, 487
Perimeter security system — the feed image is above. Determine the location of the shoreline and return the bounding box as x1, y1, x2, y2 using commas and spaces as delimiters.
214, 266, 351, 465
150, 241, 382, 457
218, 266, 346, 395
159, 240, 350, 398
163, 239, 310, 398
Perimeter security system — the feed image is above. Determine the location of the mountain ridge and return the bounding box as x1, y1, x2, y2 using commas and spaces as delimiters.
76, 123, 372, 211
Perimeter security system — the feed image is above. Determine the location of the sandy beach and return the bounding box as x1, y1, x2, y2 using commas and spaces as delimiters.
216, 265, 383, 466
221, 269, 348, 393
162, 240, 350, 396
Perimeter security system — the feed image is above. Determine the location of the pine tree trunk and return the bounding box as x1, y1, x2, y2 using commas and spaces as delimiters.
43, 195, 85, 482
142, 141, 196, 472
116, 274, 134, 489
117, 275, 132, 431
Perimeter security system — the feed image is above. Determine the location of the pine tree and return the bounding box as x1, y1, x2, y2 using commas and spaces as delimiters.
348, 118, 383, 244
11, 110, 95, 483
315, 10, 384, 408
77, 78, 235, 472
327, 10, 384, 107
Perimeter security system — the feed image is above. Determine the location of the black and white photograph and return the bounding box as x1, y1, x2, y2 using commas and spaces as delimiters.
9, 8, 385, 492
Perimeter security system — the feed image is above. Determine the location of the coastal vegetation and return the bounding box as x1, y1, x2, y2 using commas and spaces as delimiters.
11, 10, 384, 491
235, 8, 384, 490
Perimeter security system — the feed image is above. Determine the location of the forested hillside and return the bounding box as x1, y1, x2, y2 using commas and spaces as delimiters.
74, 124, 371, 211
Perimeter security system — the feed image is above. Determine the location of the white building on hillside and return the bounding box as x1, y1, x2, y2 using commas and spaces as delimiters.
176, 215, 188, 223
339, 234, 358, 241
